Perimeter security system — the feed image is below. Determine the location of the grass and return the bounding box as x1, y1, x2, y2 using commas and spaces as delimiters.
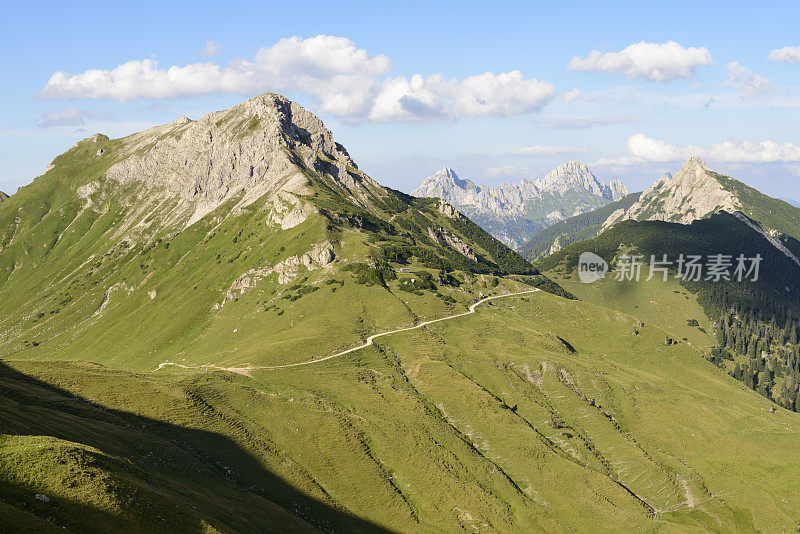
5, 289, 800, 531
4, 98, 800, 532
546, 266, 717, 350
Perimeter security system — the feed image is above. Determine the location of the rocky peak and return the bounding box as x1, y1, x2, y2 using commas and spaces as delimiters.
412, 167, 478, 202
534, 161, 627, 200
99, 92, 380, 227
607, 157, 739, 226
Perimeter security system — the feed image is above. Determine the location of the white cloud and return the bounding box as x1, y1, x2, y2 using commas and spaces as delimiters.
485, 165, 529, 178
725, 62, 771, 98
37, 108, 109, 128
369, 71, 554, 122
539, 116, 639, 129
201, 40, 221, 58
563, 88, 594, 103
39, 35, 555, 122
768, 46, 800, 63
510, 145, 587, 156
568, 41, 712, 81
611, 133, 800, 165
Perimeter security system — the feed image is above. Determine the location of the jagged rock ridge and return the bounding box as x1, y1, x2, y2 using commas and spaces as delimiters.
411, 162, 627, 248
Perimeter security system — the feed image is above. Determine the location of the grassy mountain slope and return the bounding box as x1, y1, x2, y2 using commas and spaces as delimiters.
0, 94, 546, 371
5, 288, 800, 531
714, 171, 800, 243
519, 192, 641, 260
538, 212, 800, 410
547, 268, 718, 350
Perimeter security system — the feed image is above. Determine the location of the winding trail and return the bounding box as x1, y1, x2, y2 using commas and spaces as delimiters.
156, 289, 539, 374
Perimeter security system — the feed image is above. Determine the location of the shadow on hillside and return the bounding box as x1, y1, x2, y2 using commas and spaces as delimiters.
0, 361, 393, 534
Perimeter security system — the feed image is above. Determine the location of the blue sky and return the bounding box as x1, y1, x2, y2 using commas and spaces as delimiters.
2, 0, 800, 199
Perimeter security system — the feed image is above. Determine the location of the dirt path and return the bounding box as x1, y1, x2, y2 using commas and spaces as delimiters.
156, 289, 539, 374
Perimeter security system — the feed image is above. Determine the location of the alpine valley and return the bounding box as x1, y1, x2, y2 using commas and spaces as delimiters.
4, 94, 800, 533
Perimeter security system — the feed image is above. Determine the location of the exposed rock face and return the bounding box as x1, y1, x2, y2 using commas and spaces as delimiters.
534, 161, 626, 200
732, 211, 800, 266
411, 162, 627, 248
437, 200, 460, 219
605, 157, 739, 227
219, 241, 336, 307
103, 93, 385, 228
426, 227, 477, 261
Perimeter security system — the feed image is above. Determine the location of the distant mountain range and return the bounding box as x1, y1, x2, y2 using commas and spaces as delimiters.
411, 162, 627, 248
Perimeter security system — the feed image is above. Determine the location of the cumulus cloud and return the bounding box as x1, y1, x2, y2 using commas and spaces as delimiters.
37, 108, 109, 128
568, 41, 712, 81
510, 145, 587, 156
610, 133, 800, 165
201, 40, 221, 58
563, 88, 594, 103
369, 71, 554, 122
485, 165, 530, 178
39, 35, 554, 122
725, 62, 771, 98
539, 116, 639, 129
768, 46, 800, 63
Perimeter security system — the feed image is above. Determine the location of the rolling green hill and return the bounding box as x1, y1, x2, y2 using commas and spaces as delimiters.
5, 289, 800, 532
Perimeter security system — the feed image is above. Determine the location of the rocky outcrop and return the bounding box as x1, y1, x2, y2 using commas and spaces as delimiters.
732, 211, 800, 267
437, 200, 461, 219
218, 241, 336, 308
426, 227, 477, 261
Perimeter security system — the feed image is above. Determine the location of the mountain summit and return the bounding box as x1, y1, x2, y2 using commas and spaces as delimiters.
0, 92, 547, 368
411, 162, 627, 248
534, 161, 627, 200
607, 156, 737, 225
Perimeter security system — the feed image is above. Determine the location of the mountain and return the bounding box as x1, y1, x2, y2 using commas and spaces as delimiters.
533, 157, 800, 415
606, 157, 800, 242
4, 97, 800, 532
411, 162, 627, 248
519, 191, 641, 261
0, 93, 550, 368
0, 191, 8, 202
523, 158, 800, 268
